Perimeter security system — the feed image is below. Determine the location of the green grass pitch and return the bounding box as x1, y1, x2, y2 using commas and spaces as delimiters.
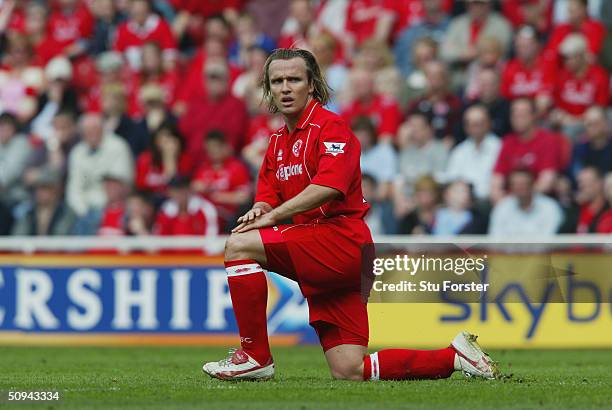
0, 346, 610, 409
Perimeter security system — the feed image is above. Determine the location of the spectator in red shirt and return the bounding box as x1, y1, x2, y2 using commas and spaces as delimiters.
500, 25, 554, 102
406, 60, 463, 146
179, 57, 248, 162
97, 170, 131, 236
135, 122, 193, 199
278, 0, 321, 51
47, 0, 94, 58
154, 176, 219, 236
114, 0, 177, 72
344, 0, 396, 52
124, 190, 156, 235
23, 2, 64, 65
341, 68, 401, 142
130, 41, 180, 117
502, 0, 554, 35
545, 0, 606, 61
575, 166, 612, 233
491, 98, 561, 202
192, 130, 252, 232
547, 34, 609, 139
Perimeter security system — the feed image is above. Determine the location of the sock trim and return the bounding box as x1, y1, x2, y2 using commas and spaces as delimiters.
370, 352, 380, 381
226, 263, 263, 277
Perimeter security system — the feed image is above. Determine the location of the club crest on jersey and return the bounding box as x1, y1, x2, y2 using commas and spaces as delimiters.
277, 149, 283, 161
292, 139, 303, 157
323, 142, 346, 156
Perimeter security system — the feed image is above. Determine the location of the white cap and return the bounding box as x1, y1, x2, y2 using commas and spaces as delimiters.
559, 33, 587, 56
45, 57, 73, 81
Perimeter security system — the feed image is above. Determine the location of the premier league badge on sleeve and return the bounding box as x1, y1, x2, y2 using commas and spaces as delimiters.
323, 142, 346, 156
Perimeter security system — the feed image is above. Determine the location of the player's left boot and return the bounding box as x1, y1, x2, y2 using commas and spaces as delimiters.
202, 348, 275, 381
451, 331, 500, 380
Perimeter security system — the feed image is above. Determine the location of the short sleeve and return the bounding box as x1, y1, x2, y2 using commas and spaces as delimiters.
311, 120, 359, 197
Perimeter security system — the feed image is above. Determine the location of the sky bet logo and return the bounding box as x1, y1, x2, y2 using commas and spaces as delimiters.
439, 264, 612, 339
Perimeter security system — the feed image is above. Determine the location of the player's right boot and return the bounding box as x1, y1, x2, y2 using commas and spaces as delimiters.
451, 331, 500, 380
202, 348, 275, 381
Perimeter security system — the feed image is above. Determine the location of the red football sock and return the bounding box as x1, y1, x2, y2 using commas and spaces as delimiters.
363, 348, 456, 380
225, 259, 271, 365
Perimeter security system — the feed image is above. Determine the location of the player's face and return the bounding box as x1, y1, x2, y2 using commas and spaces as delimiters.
268, 58, 314, 118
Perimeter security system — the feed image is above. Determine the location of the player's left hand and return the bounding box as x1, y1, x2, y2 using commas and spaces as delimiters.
232, 211, 277, 233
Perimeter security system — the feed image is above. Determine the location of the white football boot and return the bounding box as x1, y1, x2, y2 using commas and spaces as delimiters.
202, 348, 275, 381
451, 331, 500, 380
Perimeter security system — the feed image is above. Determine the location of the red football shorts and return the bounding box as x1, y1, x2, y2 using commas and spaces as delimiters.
259, 217, 373, 351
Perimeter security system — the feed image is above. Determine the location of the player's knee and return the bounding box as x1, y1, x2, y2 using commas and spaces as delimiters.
224, 233, 248, 261
329, 363, 363, 381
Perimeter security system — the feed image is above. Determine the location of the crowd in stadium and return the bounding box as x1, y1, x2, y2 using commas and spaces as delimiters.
0, 0, 611, 237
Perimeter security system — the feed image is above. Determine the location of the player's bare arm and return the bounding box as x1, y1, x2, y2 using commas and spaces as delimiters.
232, 184, 340, 233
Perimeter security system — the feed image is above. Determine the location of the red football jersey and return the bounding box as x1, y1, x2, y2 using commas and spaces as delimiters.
341, 94, 401, 138
154, 196, 219, 236
47, 3, 94, 48
500, 56, 555, 99
493, 128, 561, 176
552, 64, 609, 116
255, 99, 370, 224
114, 15, 177, 69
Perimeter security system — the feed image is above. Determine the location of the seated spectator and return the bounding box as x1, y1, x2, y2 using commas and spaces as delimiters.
135, 83, 178, 142
11, 167, 77, 236
124, 190, 156, 236
231, 44, 268, 113
545, 0, 606, 61
575, 166, 612, 233
489, 169, 563, 235
353, 39, 403, 101
362, 173, 385, 235
464, 36, 505, 101
433, 180, 487, 235
500, 25, 554, 102
341, 68, 401, 142
25, 110, 80, 186
491, 98, 561, 202
464, 68, 511, 139
114, 0, 177, 71
23, 1, 64, 64
67, 112, 133, 234
278, 0, 320, 50
394, 112, 448, 218
97, 171, 132, 236
502, 0, 554, 35
30, 57, 80, 142
130, 41, 180, 118
571, 106, 612, 178
135, 122, 193, 199
0, 32, 44, 122
444, 105, 501, 200
47, 0, 94, 59
154, 176, 219, 236
406, 60, 462, 145
88, 0, 127, 55
393, 0, 450, 78
228, 11, 276, 68
179, 58, 248, 161
241, 98, 284, 172
547, 34, 609, 139
0, 112, 31, 208
398, 175, 440, 235
354, 116, 398, 202
440, 0, 512, 67
192, 130, 252, 232
400, 37, 439, 106
170, 0, 242, 49
310, 31, 348, 114
100, 83, 148, 157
